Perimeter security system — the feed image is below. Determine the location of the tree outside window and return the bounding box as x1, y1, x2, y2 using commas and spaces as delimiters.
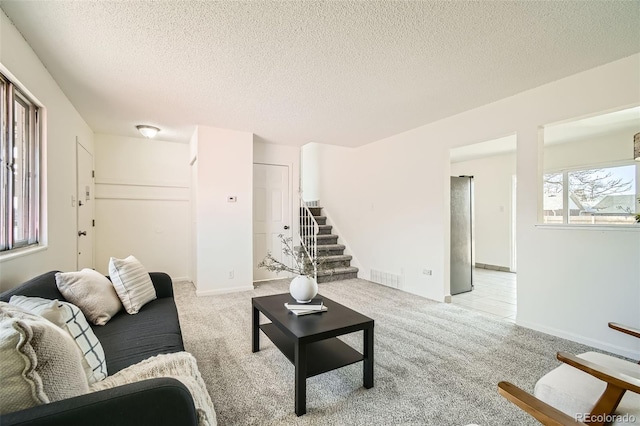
543, 165, 637, 225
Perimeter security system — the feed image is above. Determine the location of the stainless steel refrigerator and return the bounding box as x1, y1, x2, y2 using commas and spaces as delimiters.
450, 176, 474, 295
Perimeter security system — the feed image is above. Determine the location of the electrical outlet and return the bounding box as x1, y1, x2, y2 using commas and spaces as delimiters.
423, 269, 432, 276
228, 270, 234, 279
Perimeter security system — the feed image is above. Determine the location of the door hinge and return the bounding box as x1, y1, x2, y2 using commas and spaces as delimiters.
92, 219, 95, 227
92, 170, 95, 178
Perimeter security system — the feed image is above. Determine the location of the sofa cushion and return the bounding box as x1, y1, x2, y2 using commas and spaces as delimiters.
109, 256, 157, 314
55, 269, 122, 325
0, 302, 89, 414
93, 297, 184, 374
9, 296, 108, 384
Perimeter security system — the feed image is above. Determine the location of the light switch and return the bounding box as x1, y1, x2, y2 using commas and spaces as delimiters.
227, 196, 237, 203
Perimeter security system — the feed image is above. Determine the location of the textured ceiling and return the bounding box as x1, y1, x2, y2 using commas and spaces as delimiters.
1, 1, 639, 147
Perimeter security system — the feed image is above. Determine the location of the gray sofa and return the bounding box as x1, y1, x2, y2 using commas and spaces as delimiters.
0, 271, 198, 426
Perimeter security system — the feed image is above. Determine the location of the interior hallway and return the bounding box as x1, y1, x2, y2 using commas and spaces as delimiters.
451, 268, 516, 322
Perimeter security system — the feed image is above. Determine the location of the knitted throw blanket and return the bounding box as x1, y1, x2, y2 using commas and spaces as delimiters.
89, 352, 216, 426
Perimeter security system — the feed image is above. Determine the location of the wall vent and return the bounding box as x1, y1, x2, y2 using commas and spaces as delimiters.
370, 269, 402, 289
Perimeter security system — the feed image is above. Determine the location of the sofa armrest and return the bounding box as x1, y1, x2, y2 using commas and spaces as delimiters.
149, 272, 174, 299
0, 378, 197, 426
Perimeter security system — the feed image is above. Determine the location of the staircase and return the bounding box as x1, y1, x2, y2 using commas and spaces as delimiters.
299, 206, 359, 283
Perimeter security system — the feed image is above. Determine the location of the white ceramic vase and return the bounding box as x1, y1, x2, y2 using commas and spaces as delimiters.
289, 275, 318, 303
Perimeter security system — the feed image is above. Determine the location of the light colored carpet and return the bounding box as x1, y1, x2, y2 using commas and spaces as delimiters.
173, 278, 594, 426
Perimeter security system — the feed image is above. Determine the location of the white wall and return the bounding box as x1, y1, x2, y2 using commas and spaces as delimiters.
447, 128, 636, 271
192, 125, 254, 295
314, 54, 640, 358
544, 129, 636, 171
451, 153, 516, 269
0, 11, 94, 290
301, 142, 321, 202
93, 134, 190, 279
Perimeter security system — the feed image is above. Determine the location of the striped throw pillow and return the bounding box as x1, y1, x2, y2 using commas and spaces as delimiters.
108, 255, 157, 315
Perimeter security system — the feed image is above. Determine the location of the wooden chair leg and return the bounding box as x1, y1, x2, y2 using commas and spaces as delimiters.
586, 384, 626, 426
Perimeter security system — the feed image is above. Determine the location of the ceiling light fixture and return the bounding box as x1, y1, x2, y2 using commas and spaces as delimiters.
635, 132, 640, 161
136, 125, 160, 138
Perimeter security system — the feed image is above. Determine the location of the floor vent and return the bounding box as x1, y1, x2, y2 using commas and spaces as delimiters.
370, 270, 402, 289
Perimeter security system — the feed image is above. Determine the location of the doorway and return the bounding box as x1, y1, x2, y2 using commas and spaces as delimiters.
253, 163, 291, 281
449, 135, 518, 318
76, 142, 94, 269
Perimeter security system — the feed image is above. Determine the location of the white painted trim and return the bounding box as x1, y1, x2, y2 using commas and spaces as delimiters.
171, 276, 191, 282
95, 178, 189, 189
510, 174, 517, 273
195, 285, 255, 296
535, 224, 640, 232
516, 319, 640, 359
253, 276, 292, 283
95, 196, 189, 202
0, 245, 47, 263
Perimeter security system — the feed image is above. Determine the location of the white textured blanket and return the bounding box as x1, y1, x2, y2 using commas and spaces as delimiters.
89, 352, 216, 426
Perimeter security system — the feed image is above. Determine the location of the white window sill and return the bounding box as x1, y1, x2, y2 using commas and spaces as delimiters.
535, 224, 640, 232
0, 245, 47, 263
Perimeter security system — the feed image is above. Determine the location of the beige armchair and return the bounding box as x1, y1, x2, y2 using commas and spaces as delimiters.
499, 323, 640, 426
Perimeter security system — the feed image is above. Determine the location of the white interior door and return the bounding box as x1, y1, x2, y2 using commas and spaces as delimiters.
253, 163, 290, 281
77, 142, 94, 269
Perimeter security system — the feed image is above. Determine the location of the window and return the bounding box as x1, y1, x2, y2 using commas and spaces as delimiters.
1, 72, 41, 251
543, 164, 638, 225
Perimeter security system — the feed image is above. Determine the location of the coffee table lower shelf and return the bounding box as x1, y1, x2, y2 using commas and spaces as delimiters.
260, 323, 363, 377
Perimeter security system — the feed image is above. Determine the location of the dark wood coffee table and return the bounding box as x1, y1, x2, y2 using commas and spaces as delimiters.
252, 293, 374, 416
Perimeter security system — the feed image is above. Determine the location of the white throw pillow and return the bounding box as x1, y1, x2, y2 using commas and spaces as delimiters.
108, 255, 157, 314
90, 352, 217, 426
9, 296, 108, 384
0, 302, 89, 414
55, 269, 122, 325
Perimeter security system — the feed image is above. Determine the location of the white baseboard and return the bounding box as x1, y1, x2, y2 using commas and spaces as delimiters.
171, 276, 191, 283
253, 277, 291, 283
516, 319, 640, 359
195, 285, 255, 297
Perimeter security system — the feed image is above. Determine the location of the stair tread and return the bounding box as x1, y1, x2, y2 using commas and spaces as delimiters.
316, 244, 345, 250
294, 244, 345, 251
318, 254, 352, 260
314, 234, 338, 239
317, 266, 359, 276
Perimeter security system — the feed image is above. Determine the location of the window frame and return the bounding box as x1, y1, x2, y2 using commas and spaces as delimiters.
1, 72, 41, 252
542, 159, 639, 226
